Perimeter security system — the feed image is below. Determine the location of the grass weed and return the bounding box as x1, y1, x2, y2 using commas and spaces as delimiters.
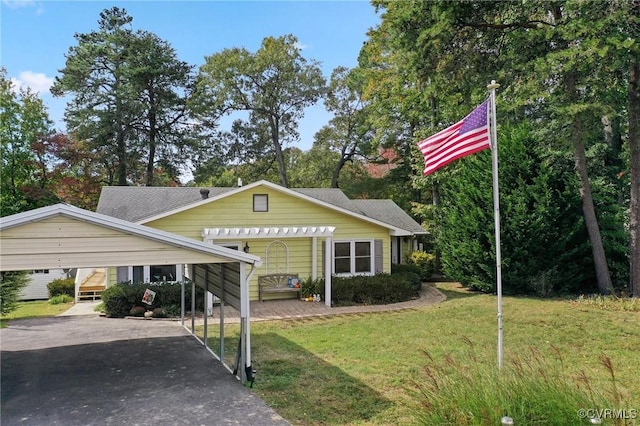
572, 294, 640, 312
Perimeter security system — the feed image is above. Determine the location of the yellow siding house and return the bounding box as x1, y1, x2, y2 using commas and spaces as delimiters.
96, 180, 427, 302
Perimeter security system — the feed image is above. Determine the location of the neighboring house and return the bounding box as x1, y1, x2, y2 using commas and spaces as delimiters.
19, 269, 70, 300
96, 180, 427, 302
364, 148, 399, 178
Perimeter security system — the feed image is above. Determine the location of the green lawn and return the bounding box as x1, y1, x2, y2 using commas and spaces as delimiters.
0, 300, 74, 327
198, 283, 640, 425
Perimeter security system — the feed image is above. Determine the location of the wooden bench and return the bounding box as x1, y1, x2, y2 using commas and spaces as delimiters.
258, 273, 300, 301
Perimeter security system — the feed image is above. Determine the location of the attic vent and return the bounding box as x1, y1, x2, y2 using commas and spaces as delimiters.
200, 188, 210, 199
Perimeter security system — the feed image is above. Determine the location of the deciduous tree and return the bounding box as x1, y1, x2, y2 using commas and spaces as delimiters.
196, 35, 326, 187
1, 67, 57, 216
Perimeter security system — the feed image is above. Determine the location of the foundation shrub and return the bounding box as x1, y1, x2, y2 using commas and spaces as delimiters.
101, 281, 204, 318
331, 274, 417, 306
391, 266, 423, 293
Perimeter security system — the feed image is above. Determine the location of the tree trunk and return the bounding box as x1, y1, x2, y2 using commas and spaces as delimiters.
628, 55, 640, 297
331, 157, 346, 188
270, 115, 289, 188
116, 126, 127, 186
146, 90, 157, 187
566, 71, 613, 295
574, 135, 613, 294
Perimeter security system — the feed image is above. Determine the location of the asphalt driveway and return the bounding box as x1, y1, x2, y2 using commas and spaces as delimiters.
1, 316, 289, 426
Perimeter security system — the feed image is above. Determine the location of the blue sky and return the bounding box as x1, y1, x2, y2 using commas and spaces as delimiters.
1, 0, 381, 150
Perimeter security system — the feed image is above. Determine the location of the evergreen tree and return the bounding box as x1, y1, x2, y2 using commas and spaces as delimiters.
437, 124, 593, 295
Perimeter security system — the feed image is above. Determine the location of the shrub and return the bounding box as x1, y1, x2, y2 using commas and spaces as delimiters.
101, 285, 130, 318
331, 274, 418, 307
47, 277, 75, 298
129, 306, 146, 317
300, 277, 324, 298
164, 304, 181, 317
391, 264, 423, 293
403, 251, 436, 282
152, 307, 168, 318
49, 294, 74, 305
101, 281, 204, 318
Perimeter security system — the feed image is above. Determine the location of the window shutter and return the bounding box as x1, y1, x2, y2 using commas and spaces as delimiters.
374, 239, 383, 273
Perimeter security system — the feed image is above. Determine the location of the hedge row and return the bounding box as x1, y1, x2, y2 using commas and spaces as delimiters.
101, 281, 205, 318
300, 272, 422, 307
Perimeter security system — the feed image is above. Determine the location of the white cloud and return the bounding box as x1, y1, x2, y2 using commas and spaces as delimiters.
10, 71, 54, 94
2, 0, 44, 14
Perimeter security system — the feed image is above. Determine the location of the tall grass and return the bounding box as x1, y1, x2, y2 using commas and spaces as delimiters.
572, 295, 640, 312
415, 340, 626, 425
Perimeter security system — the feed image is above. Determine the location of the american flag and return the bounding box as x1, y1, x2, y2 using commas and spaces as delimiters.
417, 100, 490, 176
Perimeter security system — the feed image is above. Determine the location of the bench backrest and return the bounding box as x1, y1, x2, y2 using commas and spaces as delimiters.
258, 273, 299, 288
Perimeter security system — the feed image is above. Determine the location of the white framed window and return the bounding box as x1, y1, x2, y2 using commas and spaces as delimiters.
253, 194, 268, 212
333, 240, 374, 275
127, 265, 182, 283
150, 265, 176, 282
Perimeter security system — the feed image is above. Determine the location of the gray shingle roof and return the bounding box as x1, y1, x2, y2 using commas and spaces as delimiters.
350, 200, 427, 234
96, 186, 233, 222
96, 183, 426, 234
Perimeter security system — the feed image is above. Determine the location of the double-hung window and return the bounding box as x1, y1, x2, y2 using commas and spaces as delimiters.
334, 240, 374, 275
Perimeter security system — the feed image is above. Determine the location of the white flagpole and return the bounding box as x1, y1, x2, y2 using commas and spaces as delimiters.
487, 80, 503, 369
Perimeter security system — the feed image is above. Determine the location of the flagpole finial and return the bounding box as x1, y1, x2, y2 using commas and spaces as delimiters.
487, 80, 500, 90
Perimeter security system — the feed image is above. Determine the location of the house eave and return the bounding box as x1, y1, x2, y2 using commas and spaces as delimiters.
137, 180, 406, 233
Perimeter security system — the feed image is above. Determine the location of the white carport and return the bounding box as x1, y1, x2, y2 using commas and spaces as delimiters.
0, 203, 261, 383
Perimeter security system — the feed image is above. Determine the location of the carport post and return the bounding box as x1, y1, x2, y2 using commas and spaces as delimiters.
203, 265, 209, 349
181, 279, 185, 327
240, 261, 250, 383
191, 279, 196, 332
219, 299, 225, 364
220, 264, 226, 365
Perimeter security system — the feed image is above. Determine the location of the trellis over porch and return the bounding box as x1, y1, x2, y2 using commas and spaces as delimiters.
202, 226, 335, 307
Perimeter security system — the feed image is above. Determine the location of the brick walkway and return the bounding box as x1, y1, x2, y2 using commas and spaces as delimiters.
197, 284, 446, 324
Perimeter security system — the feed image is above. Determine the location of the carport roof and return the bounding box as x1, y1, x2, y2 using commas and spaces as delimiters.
0, 203, 261, 271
